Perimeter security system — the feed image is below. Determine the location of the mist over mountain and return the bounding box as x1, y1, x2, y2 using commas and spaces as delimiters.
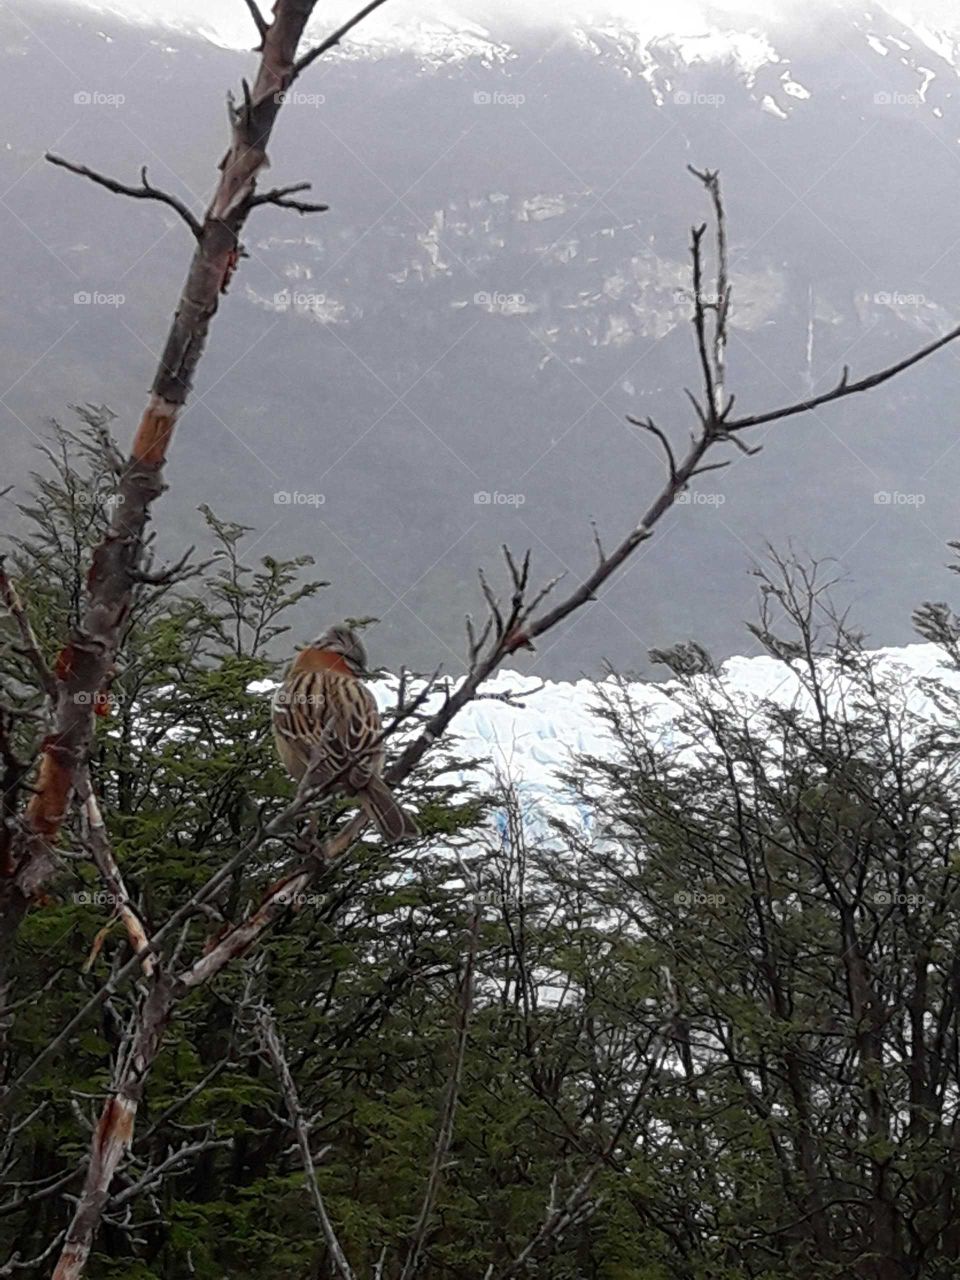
3, 0, 960, 677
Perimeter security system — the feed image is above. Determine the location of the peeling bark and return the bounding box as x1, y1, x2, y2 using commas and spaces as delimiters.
35, 6, 384, 1273
0, 0, 324, 988
51, 974, 175, 1280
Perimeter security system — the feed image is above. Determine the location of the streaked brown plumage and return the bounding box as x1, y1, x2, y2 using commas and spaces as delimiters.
271, 624, 419, 844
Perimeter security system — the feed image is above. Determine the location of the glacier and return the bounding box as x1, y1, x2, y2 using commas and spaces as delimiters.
365, 641, 960, 836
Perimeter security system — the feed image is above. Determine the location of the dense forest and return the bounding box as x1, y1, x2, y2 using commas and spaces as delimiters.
5, 418, 960, 1278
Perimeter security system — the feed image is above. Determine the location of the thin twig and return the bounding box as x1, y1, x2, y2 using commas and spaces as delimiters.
137, 1060, 228, 1145
0, 557, 55, 700
109, 1136, 233, 1209
256, 1004, 356, 1280
0, 1231, 67, 1275
293, 0, 392, 76
399, 902, 480, 1280
247, 181, 328, 214
725, 322, 960, 431
688, 166, 729, 415
688, 222, 716, 422
626, 416, 678, 483
76, 772, 154, 978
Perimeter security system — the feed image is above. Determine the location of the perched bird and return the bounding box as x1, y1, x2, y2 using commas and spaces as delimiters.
271, 624, 419, 844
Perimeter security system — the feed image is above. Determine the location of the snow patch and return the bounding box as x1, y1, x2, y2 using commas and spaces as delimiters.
760, 93, 789, 118
353, 643, 960, 833
781, 71, 811, 98
917, 65, 936, 101
669, 29, 781, 82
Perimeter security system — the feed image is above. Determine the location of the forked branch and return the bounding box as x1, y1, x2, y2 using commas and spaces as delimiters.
247, 181, 329, 214
44, 156, 203, 241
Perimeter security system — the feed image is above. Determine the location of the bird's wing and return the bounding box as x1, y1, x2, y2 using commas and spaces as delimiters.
332, 680, 383, 789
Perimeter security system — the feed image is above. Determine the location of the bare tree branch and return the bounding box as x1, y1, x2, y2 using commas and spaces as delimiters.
626, 415, 678, 483
136, 1061, 228, 1146
247, 181, 329, 214
399, 901, 480, 1280
293, 0, 392, 76
724, 322, 960, 431
43, 157, 203, 241
51, 972, 174, 1280
241, 0, 269, 46
688, 165, 729, 414
108, 1135, 233, 1210
255, 1004, 356, 1280
0, 1168, 81, 1220
76, 772, 154, 978
0, 556, 55, 700
128, 545, 213, 587
0, 1231, 67, 1275
688, 222, 717, 418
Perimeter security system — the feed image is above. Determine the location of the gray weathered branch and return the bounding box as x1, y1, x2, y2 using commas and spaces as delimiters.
247, 181, 329, 214
293, 0, 392, 76
256, 1004, 356, 1280
241, 0, 268, 46
43, 157, 203, 241
398, 901, 480, 1280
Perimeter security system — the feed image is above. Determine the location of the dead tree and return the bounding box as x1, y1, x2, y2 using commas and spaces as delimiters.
0, 0, 386, 993
1, 8, 959, 1277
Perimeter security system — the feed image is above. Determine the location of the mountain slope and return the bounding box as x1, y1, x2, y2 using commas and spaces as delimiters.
3, 0, 960, 676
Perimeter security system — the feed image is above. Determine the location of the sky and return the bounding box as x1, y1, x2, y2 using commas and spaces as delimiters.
59, 0, 960, 54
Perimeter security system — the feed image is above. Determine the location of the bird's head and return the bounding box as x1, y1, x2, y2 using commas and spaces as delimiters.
309, 623, 369, 677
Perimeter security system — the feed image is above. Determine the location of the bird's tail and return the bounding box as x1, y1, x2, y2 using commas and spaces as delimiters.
362, 776, 420, 844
